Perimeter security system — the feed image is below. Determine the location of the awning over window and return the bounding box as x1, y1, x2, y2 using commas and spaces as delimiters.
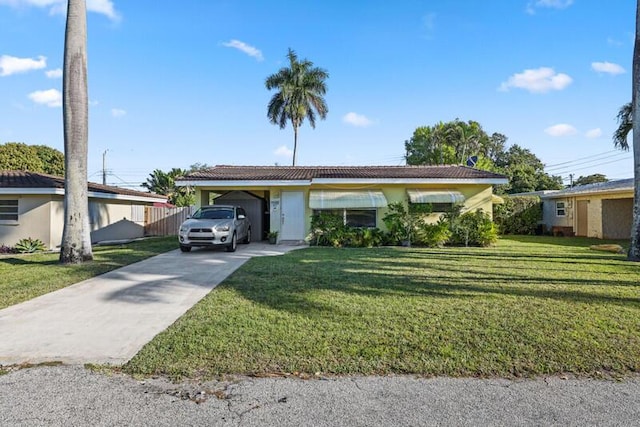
309, 190, 388, 209
407, 189, 465, 204
491, 194, 505, 205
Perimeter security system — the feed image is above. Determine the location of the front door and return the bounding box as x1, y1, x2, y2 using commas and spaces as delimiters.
576, 200, 588, 236
280, 191, 305, 240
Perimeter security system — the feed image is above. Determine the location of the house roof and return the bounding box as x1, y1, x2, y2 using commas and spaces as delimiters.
0, 170, 167, 202
540, 178, 635, 199
179, 165, 507, 184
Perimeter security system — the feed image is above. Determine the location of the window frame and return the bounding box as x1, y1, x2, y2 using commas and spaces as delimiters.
0, 199, 19, 224
313, 208, 378, 228
556, 201, 566, 217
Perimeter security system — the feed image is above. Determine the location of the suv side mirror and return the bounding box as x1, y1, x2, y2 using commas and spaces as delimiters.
238, 214, 246, 220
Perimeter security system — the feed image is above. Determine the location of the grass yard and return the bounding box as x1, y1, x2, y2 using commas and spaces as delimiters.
0, 237, 178, 310
124, 236, 640, 379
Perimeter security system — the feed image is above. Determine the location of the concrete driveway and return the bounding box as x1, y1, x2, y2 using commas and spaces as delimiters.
0, 243, 303, 366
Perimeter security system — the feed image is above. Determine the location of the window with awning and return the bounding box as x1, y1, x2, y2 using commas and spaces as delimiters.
309, 190, 388, 209
406, 190, 465, 204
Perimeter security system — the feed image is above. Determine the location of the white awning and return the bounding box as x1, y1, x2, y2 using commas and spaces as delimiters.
407, 190, 465, 204
309, 190, 388, 209
492, 194, 505, 205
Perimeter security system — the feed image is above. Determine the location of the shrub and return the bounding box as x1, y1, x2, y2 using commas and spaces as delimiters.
14, 238, 46, 254
309, 212, 383, 248
382, 202, 417, 245
447, 209, 498, 247
493, 196, 542, 235
414, 220, 451, 248
0, 244, 15, 254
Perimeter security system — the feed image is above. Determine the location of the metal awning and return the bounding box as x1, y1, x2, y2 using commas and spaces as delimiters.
407, 190, 465, 204
309, 190, 388, 209
491, 194, 505, 204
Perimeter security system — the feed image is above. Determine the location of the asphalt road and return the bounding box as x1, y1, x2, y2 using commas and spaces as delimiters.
1, 366, 639, 426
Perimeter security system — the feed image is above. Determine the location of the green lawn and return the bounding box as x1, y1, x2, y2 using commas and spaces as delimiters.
0, 237, 178, 310
124, 236, 640, 379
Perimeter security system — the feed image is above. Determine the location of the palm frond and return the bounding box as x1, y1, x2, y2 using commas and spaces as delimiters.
613, 102, 632, 151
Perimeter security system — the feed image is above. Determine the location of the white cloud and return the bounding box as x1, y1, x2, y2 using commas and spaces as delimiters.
222, 40, 264, 61
545, 123, 577, 137
607, 37, 623, 47
274, 145, 293, 158
0, 54, 46, 76
526, 0, 573, 14
0, 0, 120, 21
111, 108, 126, 117
28, 88, 62, 107
499, 67, 572, 93
342, 112, 373, 127
422, 13, 436, 39
585, 128, 602, 139
45, 68, 62, 78
591, 61, 626, 75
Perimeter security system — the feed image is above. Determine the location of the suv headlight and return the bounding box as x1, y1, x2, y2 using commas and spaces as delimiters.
179, 225, 188, 233
215, 224, 230, 232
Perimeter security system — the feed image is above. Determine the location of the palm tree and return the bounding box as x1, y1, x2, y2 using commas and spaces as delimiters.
629, 0, 640, 261
613, 102, 632, 151
142, 168, 194, 206
265, 49, 329, 166
59, 0, 92, 264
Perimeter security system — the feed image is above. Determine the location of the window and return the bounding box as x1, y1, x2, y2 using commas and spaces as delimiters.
0, 199, 18, 222
556, 201, 566, 217
409, 202, 452, 214
313, 209, 377, 228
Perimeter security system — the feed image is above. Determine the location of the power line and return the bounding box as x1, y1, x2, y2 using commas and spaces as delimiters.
545, 152, 630, 174
544, 149, 622, 168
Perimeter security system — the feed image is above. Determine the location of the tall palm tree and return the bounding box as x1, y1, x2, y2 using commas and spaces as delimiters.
630, 0, 640, 261
613, 102, 632, 151
59, 0, 93, 264
265, 49, 329, 166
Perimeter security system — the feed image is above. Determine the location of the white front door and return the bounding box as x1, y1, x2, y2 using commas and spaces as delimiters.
280, 191, 305, 240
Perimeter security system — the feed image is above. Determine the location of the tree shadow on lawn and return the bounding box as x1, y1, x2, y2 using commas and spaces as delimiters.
225, 251, 640, 318
0, 257, 58, 266
500, 235, 630, 248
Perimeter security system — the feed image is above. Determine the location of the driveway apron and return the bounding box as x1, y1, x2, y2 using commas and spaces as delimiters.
0, 243, 302, 366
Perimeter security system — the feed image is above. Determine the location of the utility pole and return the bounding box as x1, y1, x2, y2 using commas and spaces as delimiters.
102, 149, 108, 185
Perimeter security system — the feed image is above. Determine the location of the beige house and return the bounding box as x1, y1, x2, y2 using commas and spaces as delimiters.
540, 178, 634, 239
176, 165, 508, 242
0, 171, 167, 249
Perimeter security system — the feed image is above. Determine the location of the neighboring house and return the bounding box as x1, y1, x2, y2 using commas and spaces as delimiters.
538, 178, 634, 239
176, 165, 508, 242
0, 171, 167, 249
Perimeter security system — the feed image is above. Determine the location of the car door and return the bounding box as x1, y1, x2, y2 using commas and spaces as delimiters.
236, 207, 248, 239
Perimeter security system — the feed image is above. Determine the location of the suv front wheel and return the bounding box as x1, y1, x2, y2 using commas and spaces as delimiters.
226, 232, 237, 252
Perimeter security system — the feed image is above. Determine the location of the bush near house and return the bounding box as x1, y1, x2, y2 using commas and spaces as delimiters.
493, 196, 542, 235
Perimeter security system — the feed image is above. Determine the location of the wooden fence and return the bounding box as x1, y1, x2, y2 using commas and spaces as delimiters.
144, 206, 193, 237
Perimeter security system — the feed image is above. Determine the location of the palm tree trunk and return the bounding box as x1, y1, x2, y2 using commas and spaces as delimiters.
292, 125, 298, 166
59, 0, 93, 264
630, 0, 640, 261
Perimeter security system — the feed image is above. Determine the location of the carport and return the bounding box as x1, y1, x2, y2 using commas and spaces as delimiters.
215, 191, 267, 240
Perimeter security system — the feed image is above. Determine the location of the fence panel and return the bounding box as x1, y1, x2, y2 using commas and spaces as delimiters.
144, 206, 193, 236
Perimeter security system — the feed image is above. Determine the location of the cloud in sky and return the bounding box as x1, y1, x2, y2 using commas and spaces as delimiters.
545, 123, 577, 137
422, 13, 436, 39
45, 68, 62, 78
274, 145, 293, 158
343, 112, 373, 127
222, 40, 264, 61
591, 61, 625, 75
0, 0, 120, 20
499, 67, 572, 93
111, 108, 126, 118
526, 0, 573, 14
28, 88, 61, 107
585, 128, 602, 139
0, 54, 46, 76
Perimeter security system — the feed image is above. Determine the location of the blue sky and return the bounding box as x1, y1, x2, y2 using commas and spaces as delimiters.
0, 0, 635, 189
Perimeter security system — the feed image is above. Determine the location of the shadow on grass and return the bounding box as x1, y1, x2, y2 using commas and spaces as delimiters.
221, 245, 640, 318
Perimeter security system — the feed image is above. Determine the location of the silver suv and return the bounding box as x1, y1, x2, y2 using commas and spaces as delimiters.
178, 205, 251, 253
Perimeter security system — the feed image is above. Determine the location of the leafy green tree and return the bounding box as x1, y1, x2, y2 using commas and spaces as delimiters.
34, 145, 65, 175
573, 174, 608, 186
142, 168, 194, 207
60, 0, 93, 264
494, 144, 563, 194
265, 48, 329, 166
0, 143, 46, 172
405, 119, 497, 168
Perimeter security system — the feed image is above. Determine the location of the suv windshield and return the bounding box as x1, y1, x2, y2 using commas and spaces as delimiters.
193, 208, 234, 220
